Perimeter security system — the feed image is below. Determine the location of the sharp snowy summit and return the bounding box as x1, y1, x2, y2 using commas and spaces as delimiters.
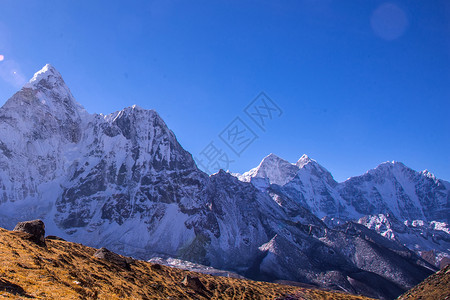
0, 65, 447, 299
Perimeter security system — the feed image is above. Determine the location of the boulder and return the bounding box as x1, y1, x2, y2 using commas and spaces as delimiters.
150, 263, 162, 271
93, 247, 133, 270
13, 220, 46, 246
181, 275, 206, 292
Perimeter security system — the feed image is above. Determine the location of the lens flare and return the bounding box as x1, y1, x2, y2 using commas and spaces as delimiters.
0, 55, 4, 61
371, 3, 408, 41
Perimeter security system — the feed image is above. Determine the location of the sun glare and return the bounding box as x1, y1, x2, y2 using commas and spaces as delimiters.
0, 55, 4, 61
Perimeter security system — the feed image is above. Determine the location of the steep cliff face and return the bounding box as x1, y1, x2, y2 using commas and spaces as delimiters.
0, 65, 439, 299
0, 65, 86, 205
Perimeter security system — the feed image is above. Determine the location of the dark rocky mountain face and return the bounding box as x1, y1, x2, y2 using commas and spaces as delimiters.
249, 221, 434, 300
0, 65, 441, 299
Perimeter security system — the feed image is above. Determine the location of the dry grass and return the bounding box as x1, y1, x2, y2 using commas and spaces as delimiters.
397, 264, 450, 300
0, 228, 373, 299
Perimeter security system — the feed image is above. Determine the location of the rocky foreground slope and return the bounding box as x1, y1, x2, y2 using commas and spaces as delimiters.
0, 65, 445, 299
0, 222, 372, 300
397, 264, 450, 300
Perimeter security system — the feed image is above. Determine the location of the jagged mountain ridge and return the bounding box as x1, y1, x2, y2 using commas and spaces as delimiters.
238, 153, 449, 223
237, 154, 450, 266
0, 65, 439, 299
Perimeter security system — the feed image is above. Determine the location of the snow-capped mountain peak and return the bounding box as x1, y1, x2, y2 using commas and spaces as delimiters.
28, 64, 61, 85
295, 155, 334, 178
295, 155, 336, 183
372, 160, 409, 172
6, 64, 88, 118
258, 153, 293, 170
421, 170, 437, 181
238, 153, 299, 186
296, 154, 313, 168
130, 104, 144, 111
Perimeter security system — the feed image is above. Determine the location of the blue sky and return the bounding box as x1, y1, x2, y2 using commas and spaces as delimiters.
0, 0, 449, 181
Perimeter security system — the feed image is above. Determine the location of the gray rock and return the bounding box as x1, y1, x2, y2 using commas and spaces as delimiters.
13, 220, 46, 246
93, 247, 134, 270
181, 275, 206, 292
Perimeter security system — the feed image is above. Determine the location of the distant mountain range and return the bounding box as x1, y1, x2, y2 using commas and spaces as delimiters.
237, 153, 449, 223
235, 153, 450, 271
0, 64, 448, 299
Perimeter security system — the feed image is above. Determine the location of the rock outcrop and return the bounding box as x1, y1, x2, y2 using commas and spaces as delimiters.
13, 219, 46, 246
93, 247, 134, 270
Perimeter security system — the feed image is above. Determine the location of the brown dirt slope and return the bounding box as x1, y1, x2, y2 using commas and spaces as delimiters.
397, 264, 450, 300
0, 227, 373, 300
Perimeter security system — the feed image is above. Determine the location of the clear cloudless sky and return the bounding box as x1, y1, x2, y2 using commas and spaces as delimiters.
0, 0, 449, 181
